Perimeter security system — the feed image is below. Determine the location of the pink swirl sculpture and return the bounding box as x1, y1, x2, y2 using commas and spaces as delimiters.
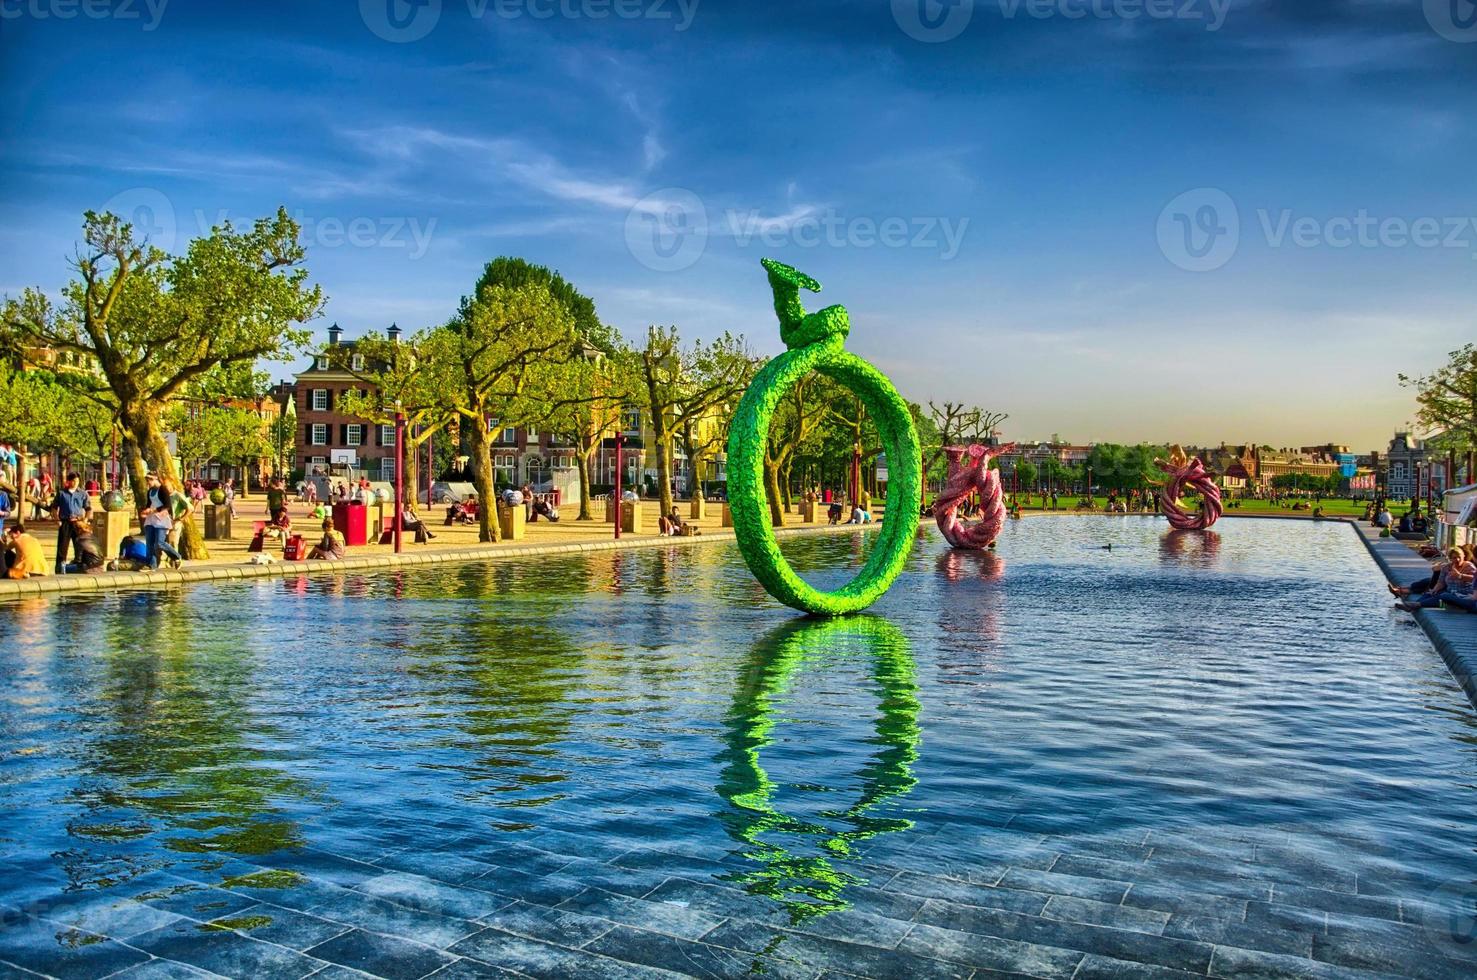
934, 443, 1015, 550
1156, 445, 1224, 531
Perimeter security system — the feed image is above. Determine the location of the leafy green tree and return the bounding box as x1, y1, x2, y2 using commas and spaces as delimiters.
3, 209, 322, 557
334, 331, 454, 506
638, 327, 755, 516
1014, 460, 1039, 494
1401, 344, 1477, 452
431, 281, 576, 542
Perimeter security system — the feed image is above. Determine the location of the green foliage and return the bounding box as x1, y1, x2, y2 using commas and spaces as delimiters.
1400, 344, 1477, 452
1014, 460, 1039, 490
472, 256, 614, 353
1086, 442, 1166, 491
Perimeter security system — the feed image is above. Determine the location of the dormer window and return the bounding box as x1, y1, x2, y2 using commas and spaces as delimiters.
315, 356, 329, 370
351, 354, 365, 371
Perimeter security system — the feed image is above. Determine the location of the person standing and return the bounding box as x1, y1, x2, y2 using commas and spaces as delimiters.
26, 473, 43, 520
47, 472, 92, 574
140, 473, 183, 570
0, 482, 10, 538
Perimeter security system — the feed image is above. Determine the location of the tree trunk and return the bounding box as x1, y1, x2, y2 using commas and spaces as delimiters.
655, 430, 674, 516
466, 418, 500, 543
404, 433, 419, 511
576, 444, 595, 521
764, 460, 785, 527
125, 405, 209, 559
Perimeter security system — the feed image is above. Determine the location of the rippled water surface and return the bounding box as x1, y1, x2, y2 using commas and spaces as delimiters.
3, 517, 1476, 978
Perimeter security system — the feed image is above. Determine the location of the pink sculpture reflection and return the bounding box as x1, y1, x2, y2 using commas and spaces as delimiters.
1156, 445, 1224, 531
934, 443, 1015, 550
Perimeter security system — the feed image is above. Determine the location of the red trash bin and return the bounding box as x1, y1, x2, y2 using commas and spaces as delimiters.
333, 501, 369, 547
551, 488, 561, 507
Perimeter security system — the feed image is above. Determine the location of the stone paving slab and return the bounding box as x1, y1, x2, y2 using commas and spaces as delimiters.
1351, 520, 1477, 708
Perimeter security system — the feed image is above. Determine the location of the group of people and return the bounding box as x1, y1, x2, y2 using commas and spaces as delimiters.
1391, 544, 1477, 614
0, 471, 188, 577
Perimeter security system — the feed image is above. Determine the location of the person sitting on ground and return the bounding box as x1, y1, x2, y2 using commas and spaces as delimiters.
1413, 511, 1430, 535
62, 518, 105, 574
111, 533, 151, 572
308, 517, 346, 560
1398, 558, 1477, 613
1391, 547, 1476, 600
401, 505, 435, 541
1374, 504, 1394, 528
849, 504, 873, 524
660, 506, 685, 536
310, 501, 331, 523
4, 524, 48, 578
1398, 510, 1416, 534
531, 497, 559, 523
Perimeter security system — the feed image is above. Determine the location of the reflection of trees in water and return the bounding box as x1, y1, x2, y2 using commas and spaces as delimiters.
66, 598, 318, 889
714, 617, 921, 923
405, 563, 581, 828
1159, 529, 1222, 566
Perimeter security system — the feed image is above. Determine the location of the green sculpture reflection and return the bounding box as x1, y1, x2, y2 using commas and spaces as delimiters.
715, 616, 921, 922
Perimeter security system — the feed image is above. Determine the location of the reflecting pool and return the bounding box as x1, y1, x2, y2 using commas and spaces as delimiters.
3, 517, 1476, 979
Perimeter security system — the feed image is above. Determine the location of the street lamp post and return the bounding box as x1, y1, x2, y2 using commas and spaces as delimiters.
393, 405, 405, 554
426, 426, 434, 509
614, 431, 623, 541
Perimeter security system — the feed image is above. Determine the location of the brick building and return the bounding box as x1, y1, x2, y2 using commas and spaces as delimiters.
292, 323, 402, 481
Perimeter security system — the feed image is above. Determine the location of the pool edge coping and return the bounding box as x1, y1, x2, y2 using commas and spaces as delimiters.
1348, 519, 1477, 710
0, 519, 886, 603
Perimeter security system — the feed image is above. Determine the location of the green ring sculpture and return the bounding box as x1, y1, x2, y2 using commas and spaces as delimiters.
727, 258, 923, 615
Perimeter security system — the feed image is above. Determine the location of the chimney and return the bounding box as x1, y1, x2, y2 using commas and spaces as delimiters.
388, 322, 401, 344
327, 323, 342, 346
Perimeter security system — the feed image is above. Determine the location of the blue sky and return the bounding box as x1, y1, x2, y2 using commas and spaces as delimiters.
2, 0, 1474, 450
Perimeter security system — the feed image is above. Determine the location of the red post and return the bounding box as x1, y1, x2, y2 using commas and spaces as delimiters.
614, 431, 623, 540
394, 409, 405, 553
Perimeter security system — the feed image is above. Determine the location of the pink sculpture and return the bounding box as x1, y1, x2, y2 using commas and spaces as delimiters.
1156, 445, 1224, 531
934, 443, 1015, 550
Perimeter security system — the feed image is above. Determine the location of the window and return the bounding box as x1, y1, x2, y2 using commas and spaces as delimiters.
501, 427, 517, 445
311, 389, 329, 411
380, 457, 396, 480
552, 455, 573, 470
494, 454, 516, 485
623, 409, 641, 433
351, 353, 365, 371
380, 425, 395, 447
525, 425, 537, 438
314, 356, 328, 370
346, 424, 363, 447
310, 455, 328, 467
310, 424, 328, 446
